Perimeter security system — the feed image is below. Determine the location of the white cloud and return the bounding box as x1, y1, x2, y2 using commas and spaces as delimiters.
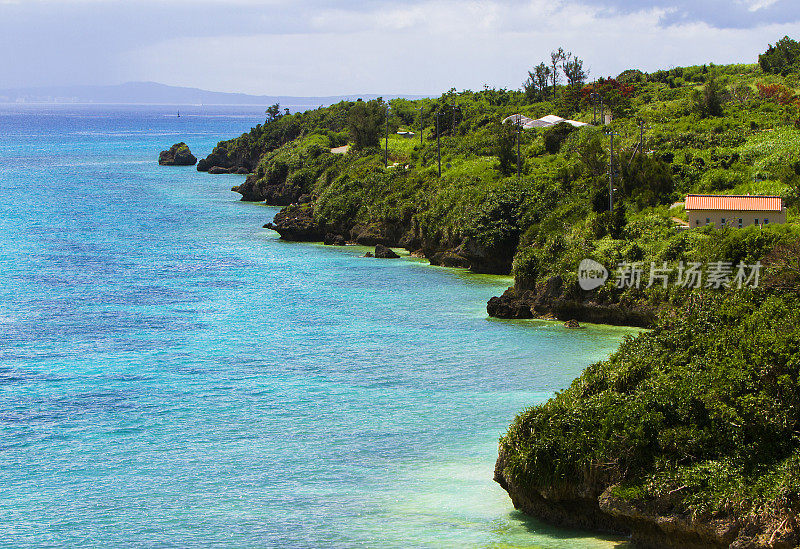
740, 0, 781, 11
5, 0, 800, 93
119, 0, 800, 95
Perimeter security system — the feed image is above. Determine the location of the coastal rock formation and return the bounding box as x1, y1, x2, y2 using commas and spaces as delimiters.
429, 251, 471, 269
232, 172, 302, 204
158, 142, 197, 166
197, 142, 259, 173
495, 446, 798, 548
487, 290, 534, 318
324, 233, 346, 246
563, 319, 581, 328
264, 203, 325, 241
262, 201, 516, 275
374, 244, 400, 259
455, 237, 516, 274
487, 275, 657, 328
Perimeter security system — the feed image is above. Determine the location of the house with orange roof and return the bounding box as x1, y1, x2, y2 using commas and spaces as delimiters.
685, 194, 786, 228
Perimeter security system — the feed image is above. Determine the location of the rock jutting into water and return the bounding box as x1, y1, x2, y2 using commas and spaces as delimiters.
158, 142, 197, 166
324, 233, 346, 246
374, 245, 400, 259
487, 275, 657, 328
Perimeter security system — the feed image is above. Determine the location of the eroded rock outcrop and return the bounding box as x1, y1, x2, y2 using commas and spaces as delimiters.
374, 244, 400, 259
158, 142, 197, 166
232, 172, 302, 204
495, 446, 798, 549
487, 275, 657, 328
263, 203, 325, 241
197, 142, 258, 173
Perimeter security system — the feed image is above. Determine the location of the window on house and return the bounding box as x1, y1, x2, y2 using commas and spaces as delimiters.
696, 219, 700, 226
721, 218, 726, 226
706, 218, 710, 224
738, 218, 742, 228
755, 219, 759, 225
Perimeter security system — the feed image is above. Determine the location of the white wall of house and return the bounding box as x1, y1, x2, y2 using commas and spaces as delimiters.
687, 208, 786, 228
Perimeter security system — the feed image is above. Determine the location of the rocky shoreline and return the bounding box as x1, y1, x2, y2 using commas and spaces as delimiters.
486, 277, 657, 328
259, 198, 509, 274
495, 447, 737, 549
494, 444, 796, 548
194, 147, 657, 329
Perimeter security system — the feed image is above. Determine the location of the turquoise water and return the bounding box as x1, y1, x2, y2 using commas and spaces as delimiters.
0, 105, 636, 548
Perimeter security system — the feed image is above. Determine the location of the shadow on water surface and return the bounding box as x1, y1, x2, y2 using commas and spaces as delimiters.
497, 509, 632, 548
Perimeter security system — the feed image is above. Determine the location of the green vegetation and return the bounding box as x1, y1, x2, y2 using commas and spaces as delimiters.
759, 36, 800, 76
500, 282, 800, 532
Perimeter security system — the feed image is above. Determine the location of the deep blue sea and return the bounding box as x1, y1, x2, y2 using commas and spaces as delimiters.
0, 104, 634, 548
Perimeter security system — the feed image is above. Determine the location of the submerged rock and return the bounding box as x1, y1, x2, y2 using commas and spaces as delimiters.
158, 142, 197, 166
374, 244, 400, 259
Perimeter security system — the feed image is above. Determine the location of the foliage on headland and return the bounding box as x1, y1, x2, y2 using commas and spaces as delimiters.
497, 277, 800, 547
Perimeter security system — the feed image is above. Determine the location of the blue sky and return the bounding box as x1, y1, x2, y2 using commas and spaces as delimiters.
2, 0, 799, 95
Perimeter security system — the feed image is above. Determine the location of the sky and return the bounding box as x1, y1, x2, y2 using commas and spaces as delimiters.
2, 0, 800, 96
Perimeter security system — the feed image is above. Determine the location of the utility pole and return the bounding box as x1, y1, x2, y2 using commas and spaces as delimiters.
384, 105, 390, 168
516, 118, 522, 180
419, 104, 423, 148
608, 131, 617, 213
591, 92, 599, 125
600, 97, 605, 125
436, 111, 441, 177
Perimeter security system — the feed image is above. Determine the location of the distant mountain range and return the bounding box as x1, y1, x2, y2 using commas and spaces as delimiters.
0, 81, 431, 107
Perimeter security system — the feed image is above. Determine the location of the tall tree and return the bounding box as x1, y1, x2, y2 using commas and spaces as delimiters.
693, 79, 723, 118
562, 53, 588, 88
265, 103, 282, 123
523, 63, 553, 102
348, 98, 384, 149
550, 48, 565, 94
523, 72, 538, 103
759, 36, 800, 76
496, 121, 518, 176
534, 63, 552, 100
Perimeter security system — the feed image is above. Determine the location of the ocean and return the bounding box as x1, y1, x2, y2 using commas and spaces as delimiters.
0, 104, 634, 548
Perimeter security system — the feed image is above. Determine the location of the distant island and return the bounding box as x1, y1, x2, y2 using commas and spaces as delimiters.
0, 81, 430, 107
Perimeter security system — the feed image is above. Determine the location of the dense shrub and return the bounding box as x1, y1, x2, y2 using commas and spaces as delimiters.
759, 36, 800, 76
543, 122, 577, 154
500, 287, 800, 517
